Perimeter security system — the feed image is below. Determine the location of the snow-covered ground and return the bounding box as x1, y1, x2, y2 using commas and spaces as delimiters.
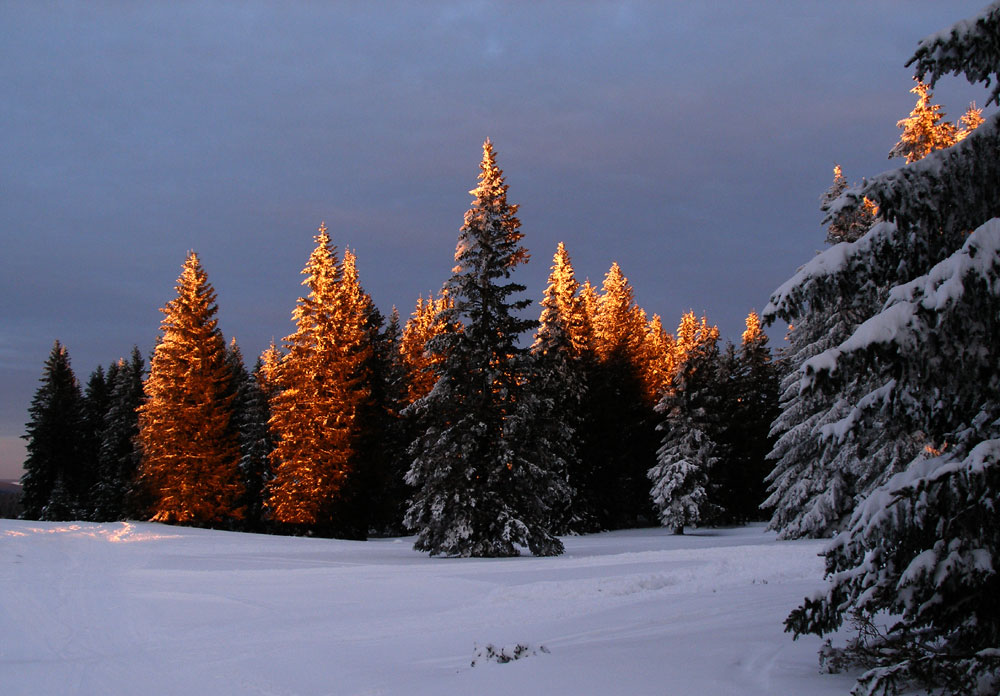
0, 520, 856, 695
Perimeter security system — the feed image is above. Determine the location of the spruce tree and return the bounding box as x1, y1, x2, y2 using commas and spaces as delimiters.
400, 292, 453, 406
640, 314, 676, 405
78, 364, 111, 518
237, 351, 276, 531
764, 168, 882, 540
821, 165, 878, 245
405, 138, 568, 557
583, 262, 658, 528
21, 340, 84, 520
530, 242, 587, 533
137, 252, 243, 525
93, 347, 145, 521
225, 340, 273, 531
777, 5, 1000, 692
365, 307, 411, 536
712, 312, 779, 523
887, 81, 958, 163
267, 227, 371, 533
648, 322, 721, 534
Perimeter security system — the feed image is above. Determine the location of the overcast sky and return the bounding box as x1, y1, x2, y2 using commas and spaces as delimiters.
1, 1, 994, 480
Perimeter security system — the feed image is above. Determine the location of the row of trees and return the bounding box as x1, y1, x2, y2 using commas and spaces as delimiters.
21, 140, 779, 551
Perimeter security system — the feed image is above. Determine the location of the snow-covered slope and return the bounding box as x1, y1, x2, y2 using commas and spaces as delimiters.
0, 521, 853, 695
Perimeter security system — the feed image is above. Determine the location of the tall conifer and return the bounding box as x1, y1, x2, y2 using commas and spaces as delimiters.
405, 139, 568, 557
531, 242, 588, 532
93, 347, 145, 521
21, 341, 84, 520
649, 320, 722, 534
137, 252, 242, 525
583, 263, 659, 528
267, 227, 371, 533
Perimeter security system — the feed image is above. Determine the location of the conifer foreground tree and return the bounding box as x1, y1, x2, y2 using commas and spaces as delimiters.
405, 139, 569, 557
137, 252, 243, 525
775, 4, 1000, 693
21, 340, 83, 520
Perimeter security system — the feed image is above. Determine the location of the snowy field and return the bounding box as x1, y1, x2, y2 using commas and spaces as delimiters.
1, 520, 858, 695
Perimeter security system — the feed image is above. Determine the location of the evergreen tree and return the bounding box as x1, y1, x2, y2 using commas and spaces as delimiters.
821, 165, 878, 245
712, 312, 779, 523
649, 323, 721, 534
237, 347, 279, 531
779, 5, 1000, 692
530, 242, 587, 533
93, 347, 145, 521
956, 101, 985, 139
888, 79, 983, 164
764, 168, 882, 540
534, 242, 592, 358
405, 139, 568, 557
267, 228, 371, 533
137, 252, 243, 525
888, 81, 957, 163
21, 341, 83, 520
78, 364, 111, 518
225, 340, 273, 531
581, 262, 658, 528
640, 314, 676, 404
365, 307, 411, 536
400, 292, 453, 406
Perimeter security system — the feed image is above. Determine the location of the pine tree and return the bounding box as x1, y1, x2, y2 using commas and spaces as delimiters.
593, 262, 647, 366
649, 324, 721, 534
267, 227, 371, 533
578, 279, 600, 341
137, 252, 243, 525
779, 5, 1000, 693
21, 341, 83, 520
93, 347, 145, 521
405, 139, 569, 557
534, 242, 592, 358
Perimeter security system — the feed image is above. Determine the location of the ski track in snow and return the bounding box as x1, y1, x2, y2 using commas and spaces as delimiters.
0, 521, 857, 695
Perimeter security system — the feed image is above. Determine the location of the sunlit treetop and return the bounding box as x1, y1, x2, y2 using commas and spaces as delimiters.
888, 80, 982, 164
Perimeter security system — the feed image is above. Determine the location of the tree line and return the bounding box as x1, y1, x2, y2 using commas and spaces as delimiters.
20, 140, 778, 549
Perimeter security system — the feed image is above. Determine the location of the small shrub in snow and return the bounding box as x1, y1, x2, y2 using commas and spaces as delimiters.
471, 642, 550, 667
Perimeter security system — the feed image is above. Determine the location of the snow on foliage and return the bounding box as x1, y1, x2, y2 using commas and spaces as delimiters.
908, 1, 1000, 106
776, 4, 1000, 692
405, 140, 569, 557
